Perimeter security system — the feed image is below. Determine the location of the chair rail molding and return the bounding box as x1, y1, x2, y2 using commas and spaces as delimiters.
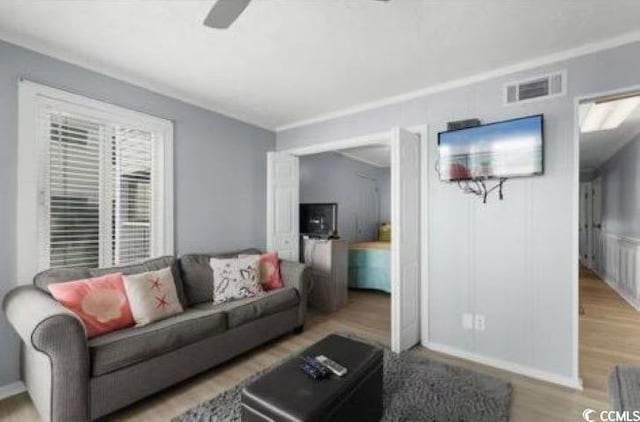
596, 231, 640, 311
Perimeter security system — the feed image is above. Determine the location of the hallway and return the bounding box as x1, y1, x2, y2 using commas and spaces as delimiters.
580, 265, 640, 392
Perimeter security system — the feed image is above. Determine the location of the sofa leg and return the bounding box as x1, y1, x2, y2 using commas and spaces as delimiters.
293, 325, 304, 334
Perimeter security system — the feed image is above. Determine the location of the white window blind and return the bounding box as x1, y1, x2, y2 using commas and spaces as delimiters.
47, 113, 102, 268
18, 81, 173, 277
41, 110, 161, 269
112, 127, 154, 265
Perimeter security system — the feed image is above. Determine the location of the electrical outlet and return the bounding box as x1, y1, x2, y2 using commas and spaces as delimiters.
474, 315, 486, 331
462, 313, 474, 330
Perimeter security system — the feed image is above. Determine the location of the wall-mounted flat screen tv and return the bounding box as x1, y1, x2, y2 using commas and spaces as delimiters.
438, 114, 544, 181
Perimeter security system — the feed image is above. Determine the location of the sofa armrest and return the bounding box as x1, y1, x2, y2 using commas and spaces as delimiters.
279, 260, 311, 326
3, 285, 90, 422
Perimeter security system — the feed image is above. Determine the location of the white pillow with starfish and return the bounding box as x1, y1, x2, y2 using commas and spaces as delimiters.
122, 267, 184, 326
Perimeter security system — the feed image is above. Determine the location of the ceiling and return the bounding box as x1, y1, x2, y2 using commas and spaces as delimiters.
580, 98, 640, 170
338, 144, 391, 168
1, 1, 640, 130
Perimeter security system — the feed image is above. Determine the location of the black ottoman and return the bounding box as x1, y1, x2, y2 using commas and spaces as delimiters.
241, 334, 383, 422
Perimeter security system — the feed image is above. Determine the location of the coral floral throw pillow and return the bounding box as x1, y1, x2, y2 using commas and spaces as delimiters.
48, 273, 134, 338
239, 251, 284, 291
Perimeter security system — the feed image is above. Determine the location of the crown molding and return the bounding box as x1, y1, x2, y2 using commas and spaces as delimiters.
0, 31, 274, 131
2, 26, 638, 134
276, 31, 640, 132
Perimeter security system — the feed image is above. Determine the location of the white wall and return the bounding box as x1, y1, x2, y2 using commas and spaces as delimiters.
277, 41, 640, 384
299, 152, 389, 242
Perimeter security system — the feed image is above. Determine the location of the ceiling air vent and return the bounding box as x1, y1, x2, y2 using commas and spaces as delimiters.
504, 70, 566, 105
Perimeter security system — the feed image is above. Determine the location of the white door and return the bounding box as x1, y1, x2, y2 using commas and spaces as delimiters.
592, 177, 603, 272
391, 128, 421, 352
266, 152, 299, 261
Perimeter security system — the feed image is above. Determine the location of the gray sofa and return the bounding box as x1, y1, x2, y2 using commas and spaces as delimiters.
2, 249, 310, 422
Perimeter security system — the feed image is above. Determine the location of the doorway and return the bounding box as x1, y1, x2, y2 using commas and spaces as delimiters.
266, 126, 427, 353
576, 88, 640, 390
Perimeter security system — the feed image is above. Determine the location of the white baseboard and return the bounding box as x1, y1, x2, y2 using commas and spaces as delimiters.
423, 341, 583, 390
0, 381, 26, 401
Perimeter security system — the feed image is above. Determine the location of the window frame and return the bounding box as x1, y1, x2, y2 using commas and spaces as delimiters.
17, 80, 174, 284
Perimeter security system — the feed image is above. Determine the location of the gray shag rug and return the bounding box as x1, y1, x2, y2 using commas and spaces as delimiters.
173, 349, 511, 422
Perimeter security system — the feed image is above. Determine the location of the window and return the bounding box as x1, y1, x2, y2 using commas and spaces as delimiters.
18, 81, 173, 282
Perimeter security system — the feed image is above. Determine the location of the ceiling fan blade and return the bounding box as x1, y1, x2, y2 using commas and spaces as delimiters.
203, 0, 252, 29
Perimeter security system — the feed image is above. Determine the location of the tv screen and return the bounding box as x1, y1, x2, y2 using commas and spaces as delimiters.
300, 203, 337, 237
438, 114, 544, 181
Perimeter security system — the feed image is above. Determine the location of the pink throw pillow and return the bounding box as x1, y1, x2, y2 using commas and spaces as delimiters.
239, 252, 284, 291
48, 273, 134, 338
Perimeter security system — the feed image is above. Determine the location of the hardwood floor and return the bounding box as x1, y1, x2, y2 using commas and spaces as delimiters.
1, 273, 639, 421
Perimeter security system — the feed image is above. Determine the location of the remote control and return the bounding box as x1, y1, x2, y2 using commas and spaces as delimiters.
300, 356, 331, 379
303, 356, 331, 377
315, 355, 348, 377
301, 361, 324, 379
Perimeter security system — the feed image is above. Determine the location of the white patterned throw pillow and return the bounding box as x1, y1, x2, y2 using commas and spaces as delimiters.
209, 256, 264, 305
122, 267, 184, 326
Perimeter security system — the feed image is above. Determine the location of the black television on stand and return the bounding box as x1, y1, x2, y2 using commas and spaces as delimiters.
300, 203, 338, 238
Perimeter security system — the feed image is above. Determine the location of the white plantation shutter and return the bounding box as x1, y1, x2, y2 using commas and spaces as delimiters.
23, 83, 173, 274
112, 128, 153, 265
46, 113, 102, 268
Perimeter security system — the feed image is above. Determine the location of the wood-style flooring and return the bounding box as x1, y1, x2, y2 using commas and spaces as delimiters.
1, 270, 639, 421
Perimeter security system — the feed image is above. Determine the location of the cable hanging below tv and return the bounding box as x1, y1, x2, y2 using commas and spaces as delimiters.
437, 114, 544, 203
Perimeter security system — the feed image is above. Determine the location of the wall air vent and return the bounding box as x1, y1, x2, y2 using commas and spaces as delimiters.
504, 70, 566, 105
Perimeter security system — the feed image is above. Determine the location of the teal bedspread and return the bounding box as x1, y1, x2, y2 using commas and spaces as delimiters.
348, 247, 391, 293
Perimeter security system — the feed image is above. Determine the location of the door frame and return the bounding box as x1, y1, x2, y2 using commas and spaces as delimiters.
573, 84, 640, 384
578, 181, 592, 268
278, 124, 429, 352
590, 176, 602, 272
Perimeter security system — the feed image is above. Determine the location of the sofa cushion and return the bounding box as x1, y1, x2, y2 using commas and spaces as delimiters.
210, 256, 264, 305
48, 272, 134, 338
32, 256, 188, 308
123, 267, 184, 326
34, 267, 92, 292
90, 256, 186, 307
239, 252, 285, 291
179, 249, 262, 306
193, 287, 299, 328
88, 305, 227, 377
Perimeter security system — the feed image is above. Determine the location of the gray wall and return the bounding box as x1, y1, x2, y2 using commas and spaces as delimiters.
580, 170, 597, 182
277, 41, 640, 382
0, 40, 275, 388
598, 133, 640, 237
300, 152, 389, 242
378, 170, 391, 223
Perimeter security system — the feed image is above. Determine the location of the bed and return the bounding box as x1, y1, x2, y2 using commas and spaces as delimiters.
348, 241, 391, 293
